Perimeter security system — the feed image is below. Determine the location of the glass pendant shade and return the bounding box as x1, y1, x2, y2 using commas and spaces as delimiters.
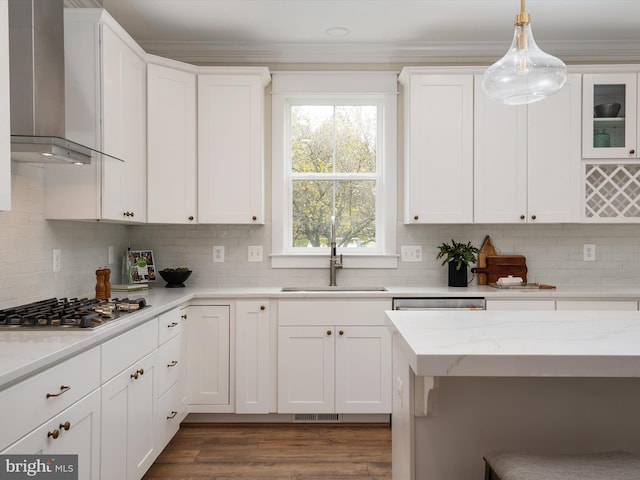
482, 21, 567, 105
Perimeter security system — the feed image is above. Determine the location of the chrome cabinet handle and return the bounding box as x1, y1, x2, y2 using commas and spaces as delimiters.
46, 385, 70, 398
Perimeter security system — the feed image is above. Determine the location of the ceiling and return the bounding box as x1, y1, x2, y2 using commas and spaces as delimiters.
79, 0, 640, 64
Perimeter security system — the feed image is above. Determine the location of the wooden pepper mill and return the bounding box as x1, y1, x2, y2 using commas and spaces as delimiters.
104, 267, 111, 299
95, 268, 106, 300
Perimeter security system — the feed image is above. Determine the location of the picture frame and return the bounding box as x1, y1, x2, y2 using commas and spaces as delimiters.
126, 250, 156, 283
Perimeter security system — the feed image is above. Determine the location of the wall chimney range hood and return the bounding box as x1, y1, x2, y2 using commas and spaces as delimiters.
8, 0, 122, 165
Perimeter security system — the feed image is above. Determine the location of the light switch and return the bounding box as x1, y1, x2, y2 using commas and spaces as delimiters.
213, 246, 225, 263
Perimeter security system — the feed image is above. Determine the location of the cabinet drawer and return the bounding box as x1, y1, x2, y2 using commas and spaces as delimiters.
156, 381, 185, 453
101, 318, 158, 382
278, 299, 391, 326
556, 300, 638, 311
158, 334, 181, 396
0, 347, 100, 451
158, 307, 185, 345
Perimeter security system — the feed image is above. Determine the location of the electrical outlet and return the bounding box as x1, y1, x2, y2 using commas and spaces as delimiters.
52, 249, 61, 272
583, 243, 596, 261
400, 245, 422, 262
248, 245, 263, 262
213, 246, 225, 263
108, 245, 114, 264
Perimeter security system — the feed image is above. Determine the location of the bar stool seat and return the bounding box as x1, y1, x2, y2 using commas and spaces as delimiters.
483, 451, 640, 480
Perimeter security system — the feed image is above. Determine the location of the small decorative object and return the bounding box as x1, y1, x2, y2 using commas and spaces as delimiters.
125, 250, 156, 284
436, 239, 479, 287
593, 128, 611, 148
159, 268, 192, 288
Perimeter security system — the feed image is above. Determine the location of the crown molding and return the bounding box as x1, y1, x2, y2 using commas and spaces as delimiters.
139, 39, 640, 65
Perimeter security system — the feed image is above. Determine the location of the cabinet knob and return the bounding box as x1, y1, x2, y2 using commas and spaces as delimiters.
60, 421, 71, 431
260, 305, 266, 311
47, 429, 60, 440
131, 211, 135, 217
413, 215, 419, 221
630, 149, 636, 155
130, 368, 144, 380
327, 330, 332, 336
188, 216, 194, 221
252, 215, 257, 221
339, 330, 344, 336
520, 214, 525, 220
46, 385, 71, 398
531, 214, 537, 220
181, 314, 187, 319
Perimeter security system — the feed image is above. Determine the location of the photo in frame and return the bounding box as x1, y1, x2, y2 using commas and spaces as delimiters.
126, 250, 156, 283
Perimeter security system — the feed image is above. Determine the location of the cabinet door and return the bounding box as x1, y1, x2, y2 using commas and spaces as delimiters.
101, 24, 146, 223
236, 301, 271, 414
335, 326, 391, 414
556, 300, 638, 311
197, 73, 265, 224
278, 326, 335, 413
485, 300, 555, 311
147, 63, 197, 224
474, 75, 528, 223
404, 75, 473, 223
2, 390, 101, 480
0, 0, 9, 211
187, 305, 231, 405
101, 350, 158, 480
527, 73, 582, 223
582, 73, 637, 159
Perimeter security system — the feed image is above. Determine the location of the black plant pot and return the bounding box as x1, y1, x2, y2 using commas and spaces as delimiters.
448, 262, 468, 287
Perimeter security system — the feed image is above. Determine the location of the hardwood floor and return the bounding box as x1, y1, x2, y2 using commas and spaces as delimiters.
143, 423, 391, 480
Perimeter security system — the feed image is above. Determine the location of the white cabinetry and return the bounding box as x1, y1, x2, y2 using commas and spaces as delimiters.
147, 60, 197, 224
485, 300, 555, 311
0, 0, 9, 211
582, 73, 637, 159
187, 305, 231, 410
100, 319, 158, 480
2, 389, 101, 480
45, 9, 146, 222
399, 70, 473, 223
277, 300, 391, 414
474, 74, 582, 223
156, 305, 188, 451
197, 68, 270, 224
556, 300, 638, 311
235, 300, 273, 414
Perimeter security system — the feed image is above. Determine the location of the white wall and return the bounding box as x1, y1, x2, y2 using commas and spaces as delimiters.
3, 161, 640, 307
0, 163, 128, 308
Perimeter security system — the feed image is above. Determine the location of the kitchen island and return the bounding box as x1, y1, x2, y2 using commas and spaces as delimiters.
386, 310, 640, 480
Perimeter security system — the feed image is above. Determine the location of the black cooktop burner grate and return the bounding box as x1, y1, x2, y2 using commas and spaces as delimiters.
0, 297, 147, 329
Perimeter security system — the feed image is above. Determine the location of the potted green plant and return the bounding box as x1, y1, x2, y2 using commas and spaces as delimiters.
436, 239, 479, 287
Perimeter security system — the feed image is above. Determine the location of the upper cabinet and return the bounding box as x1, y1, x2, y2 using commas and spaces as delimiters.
197, 69, 270, 224
147, 60, 197, 224
399, 70, 473, 223
0, 0, 9, 212
582, 73, 638, 159
474, 73, 582, 223
45, 9, 147, 222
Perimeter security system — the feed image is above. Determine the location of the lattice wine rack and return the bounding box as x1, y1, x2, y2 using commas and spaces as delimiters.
585, 163, 640, 219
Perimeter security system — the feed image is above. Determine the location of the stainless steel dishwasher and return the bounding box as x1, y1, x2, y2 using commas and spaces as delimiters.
392, 297, 486, 310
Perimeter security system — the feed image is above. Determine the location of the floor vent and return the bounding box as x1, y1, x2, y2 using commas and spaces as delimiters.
293, 413, 341, 423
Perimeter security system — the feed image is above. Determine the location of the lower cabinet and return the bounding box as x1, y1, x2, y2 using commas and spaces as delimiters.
555, 300, 638, 311
187, 305, 231, 409
485, 300, 556, 311
101, 349, 158, 480
278, 322, 391, 414
2, 389, 101, 480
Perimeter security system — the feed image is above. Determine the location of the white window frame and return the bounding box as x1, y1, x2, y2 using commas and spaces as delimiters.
271, 72, 398, 269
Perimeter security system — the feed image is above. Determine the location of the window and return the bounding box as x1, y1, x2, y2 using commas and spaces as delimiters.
272, 72, 397, 268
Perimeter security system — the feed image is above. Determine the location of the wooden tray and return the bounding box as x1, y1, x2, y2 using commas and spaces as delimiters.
489, 283, 556, 289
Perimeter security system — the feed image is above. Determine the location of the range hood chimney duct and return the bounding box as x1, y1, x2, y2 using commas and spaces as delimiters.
8, 0, 121, 165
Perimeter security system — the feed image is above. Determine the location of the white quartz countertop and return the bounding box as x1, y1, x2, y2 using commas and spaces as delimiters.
386, 309, 640, 378
2, 284, 640, 389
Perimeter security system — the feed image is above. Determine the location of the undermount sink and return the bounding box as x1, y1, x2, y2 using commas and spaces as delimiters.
281, 286, 387, 292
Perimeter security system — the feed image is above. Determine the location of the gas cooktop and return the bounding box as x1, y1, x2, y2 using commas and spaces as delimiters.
0, 297, 148, 329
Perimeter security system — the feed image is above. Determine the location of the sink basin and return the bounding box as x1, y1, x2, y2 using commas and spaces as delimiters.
281, 286, 387, 292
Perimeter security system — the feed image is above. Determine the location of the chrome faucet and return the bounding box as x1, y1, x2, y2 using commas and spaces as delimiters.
329, 216, 343, 286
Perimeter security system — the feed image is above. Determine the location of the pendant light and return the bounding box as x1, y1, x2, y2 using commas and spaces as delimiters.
482, 0, 567, 105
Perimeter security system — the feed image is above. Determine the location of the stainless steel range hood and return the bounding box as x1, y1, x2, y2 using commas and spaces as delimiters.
8, 0, 122, 165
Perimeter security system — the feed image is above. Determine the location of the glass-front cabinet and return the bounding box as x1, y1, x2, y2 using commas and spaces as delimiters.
582, 73, 637, 159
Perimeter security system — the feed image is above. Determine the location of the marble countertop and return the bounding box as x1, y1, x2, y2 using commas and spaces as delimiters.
386, 309, 640, 378
2, 284, 640, 390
